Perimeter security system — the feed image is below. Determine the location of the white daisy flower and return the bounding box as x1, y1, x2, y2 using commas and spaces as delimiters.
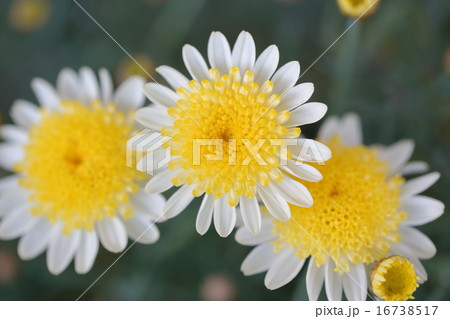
135, 30, 331, 237
0, 67, 166, 275
236, 112, 443, 300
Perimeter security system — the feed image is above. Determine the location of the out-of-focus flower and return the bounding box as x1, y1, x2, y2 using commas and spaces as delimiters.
200, 273, 237, 300
0, 249, 19, 284
236, 113, 443, 300
0, 67, 166, 275
9, 0, 51, 33
135, 30, 331, 237
116, 54, 156, 84
371, 255, 420, 301
336, 0, 380, 19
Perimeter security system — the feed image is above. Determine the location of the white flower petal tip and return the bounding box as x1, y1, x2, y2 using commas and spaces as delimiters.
340, 112, 363, 146
10, 100, 41, 128
253, 44, 279, 85
182, 44, 209, 81
264, 249, 305, 290
213, 197, 237, 238
271, 61, 300, 95
97, 217, 128, 253
143, 83, 179, 108
114, 76, 146, 111
277, 82, 314, 112
285, 102, 327, 127
291, 139, 332, 164
239, 196, 261, 235
75, 231, 99, 275
47, 230, 80, 276
241, 244, 276, 276
401, 172, 440, 199
135, 106, 174, 131
208, 31, 232, 75
31, 78, 60, 110
402, 196, 444, 226
231, 31, 256, 72
379, 139, 414, 174
196, 195, 215, 235
163, 184, 195, 219
156, 65, 189, 90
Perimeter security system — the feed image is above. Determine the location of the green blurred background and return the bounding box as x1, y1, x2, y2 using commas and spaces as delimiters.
0, 0, 449, 300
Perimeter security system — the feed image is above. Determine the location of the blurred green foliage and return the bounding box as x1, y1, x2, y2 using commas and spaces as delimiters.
0, 0, 449, 300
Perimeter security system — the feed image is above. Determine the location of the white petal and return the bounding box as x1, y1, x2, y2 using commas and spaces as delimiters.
378, 140, 414, 175
207, 31, 232, 75
75, 230, 99, 274
31, 78, 60, 110
235, 218, 276, 246
231, 31, 256, 72
340, 113, 363, 146
0, 205, 35, 240
80, 66, 100, 103
285, 161, 323, 182
277, 83, 314, 112
145, 168, 177, 193
0, 187, 26, 217
10, 100, 41, 128
399, 226, 436, 259
400, 161, 429, 175
182, 44, 210, 81
402, 195, 444, 226
144, 83, 179, 108
342, 263, 367, 301
99, 68, 113, 105
241, 243, 276, 276
156, 65, 189, 90
135, 106, 174, 131
47, 230, 80, 275
196, 194, 215, 235
123, 213, 160, 244
0, 175, 19, 195
239, 196, 261, 234
18, 218, 53, 260
56, 68, 80, 100
324, 261, 343, 301
408, 255, 427, 283
213, 197, 237, 237
0, 143, 24, 171
257, 183, 290, 221
317, 115, 339, 142
401, 172, 440, 199
272, 177, 313, 207
253, 45, 279, 85
0, 125, 28, 144
97, 217, 128, 253
164, 184, 195, 219
131, 192, 166, 221
115, 76, 145, 111
290, 138, 332, 163
306, 259, 324, 301
284, 102, 327, 127
265, 249, 305, 290
271, 61, 300, 95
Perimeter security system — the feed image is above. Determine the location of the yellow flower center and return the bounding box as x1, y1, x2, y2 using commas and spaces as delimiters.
336, 0, 380, 18
16, 101, 145, 234
163, 67, 300, 206
272, 137, 406, 273
371, 255, 420, 301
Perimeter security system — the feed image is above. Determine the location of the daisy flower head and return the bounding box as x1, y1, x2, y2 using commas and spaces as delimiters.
236, 113, 443, 300
0, 67, 166, 275
135, 30, 331, 237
